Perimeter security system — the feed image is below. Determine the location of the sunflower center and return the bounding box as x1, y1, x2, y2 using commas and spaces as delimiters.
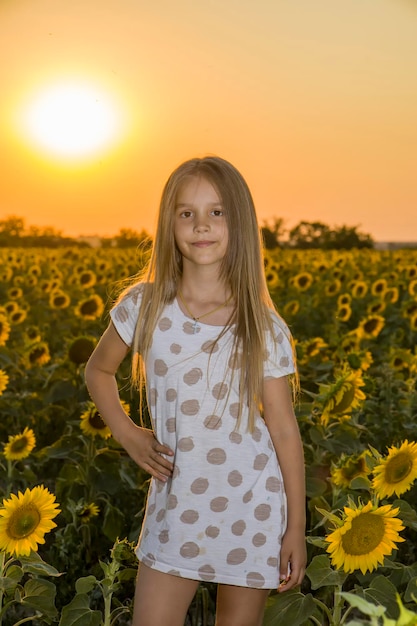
384, 452, 413, 484
81, 300, 98, 316
364, 318, 379, 334
10, 436, 29, 453
89, 411, 107, 430
332, 383, 356, 414
341, 512, 384, 555
29, 347, 46, 364
8, 504, 41, 539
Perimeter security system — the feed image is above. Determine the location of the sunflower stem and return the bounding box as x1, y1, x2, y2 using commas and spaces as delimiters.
333, 584, 345, 625
312, 597, 334, 624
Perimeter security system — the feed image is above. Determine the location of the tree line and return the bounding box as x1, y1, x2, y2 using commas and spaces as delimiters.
0, 215, 374, 249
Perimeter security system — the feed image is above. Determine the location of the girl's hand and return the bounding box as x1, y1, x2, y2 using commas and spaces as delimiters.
122, 425, 175, 482
278, 527, 307, 593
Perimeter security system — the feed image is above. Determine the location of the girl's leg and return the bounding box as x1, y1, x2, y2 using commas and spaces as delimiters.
215, 584, 270, 626
132, 563, 200, 626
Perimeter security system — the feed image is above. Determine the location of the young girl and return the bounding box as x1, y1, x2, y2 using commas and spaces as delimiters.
85, 156, 306, 626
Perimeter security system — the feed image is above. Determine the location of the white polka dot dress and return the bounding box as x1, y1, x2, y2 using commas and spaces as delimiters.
110, 284, 296, 589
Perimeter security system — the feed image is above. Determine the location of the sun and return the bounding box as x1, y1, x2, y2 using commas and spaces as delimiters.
19, 80, 124, 160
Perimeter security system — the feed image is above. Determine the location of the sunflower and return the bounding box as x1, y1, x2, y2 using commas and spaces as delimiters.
371, 278, 387, 297
23, 341, 51, 368
78, 270, 97, 289
403, 301, 417, 319
299, 337, 328, 364
0, 315, 11, 346
319, 369, 366, 426
24, 325, 42, 344
0, 486, 60, 556
331, 452, 371, 489
74, 294, 105, 320
408, 279, 417, 298
351, 281, 368, 299
357, 314, 385, 339
77, 502, 100, 523
7, 286, 23, 300
389, 348, 414, 373
383, 287, 399, 305
410, 313, 417, 333
337, 304, 352, 323
0, 266, 13, 282
346, 349, 373, 372
68, 336, 97, 364
338, 293, 352, 307
4, 301, 19, 315
372, 440, 417, 499
325, 500, 405, 574
3, 427, 36, 460
366, 301, 386, 315
265, 267, 280, 290
10, 308, 27, 325
283, 300, 300, 317
325, 280, 342, 297
28, 264, 42, 277
49, 290, 71, 310
80, 402, 112, 439
292, 272, 314, 292
0, 369, 9, 395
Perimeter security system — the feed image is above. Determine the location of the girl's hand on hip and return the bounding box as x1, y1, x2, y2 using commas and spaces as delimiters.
124, 426, 174, 481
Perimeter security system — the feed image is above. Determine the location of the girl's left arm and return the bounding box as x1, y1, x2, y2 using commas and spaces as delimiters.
262, 375, 307, 592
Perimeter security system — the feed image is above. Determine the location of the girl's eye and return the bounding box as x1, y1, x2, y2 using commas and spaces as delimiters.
211, 209, 224, 217
179, 210, 193, 218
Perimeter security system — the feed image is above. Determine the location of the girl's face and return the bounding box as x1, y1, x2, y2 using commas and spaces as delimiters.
174, 176, 229, 271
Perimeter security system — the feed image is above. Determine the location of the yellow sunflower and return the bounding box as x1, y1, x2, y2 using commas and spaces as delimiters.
410, 313, 417, 333
0, 369, 9, 395
49, 290, 71, 310
320, 369, 366, 426
80, 402, 112, 439
23, 342, 51, 368
7, 286, 23, 300
383, 287, 399, 305
325, 280, 342, 297
371, 278, 387, 297
299, 337, 328, 364
366, 301, 386, 315
3, 427, 36, 460
78, 270, 97, 289
325, 500, 405, 574
372, 440, 417, 499
292, 272, 314, 292
283, 300, 300, 317
24, 326, 42, 344
78, 502, 100, 523
337, 304, 352, 322
68, 336, 97, 365
9, 308, 27, 325
74, 294, 105, 320
0, 315, 11, 346
408, 279, 417, 298
265, 267, 280, 290
357, 314, 385, 339
389, 348, 414, 373
351, 281, 368, 299
338, 293, 352, 307
331, 452, 370, 489
0, 485, 60, 556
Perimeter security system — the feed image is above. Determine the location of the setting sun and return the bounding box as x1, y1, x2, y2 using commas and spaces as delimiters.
19, 80, 124, 160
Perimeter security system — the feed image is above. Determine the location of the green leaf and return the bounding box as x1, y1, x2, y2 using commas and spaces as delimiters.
392, 499, 417, 531
22, 578, 57, 620
340, 591, 386, 617
75, 575, 98, 594
20, 553, 62, 577
263, 590, 318, 626
404, 576, 417, 603
364, 576, 399, 620
103, 504, 125, 542
59, 593, 102, 626
349, 475, 372, 490
306, 555, 347, 589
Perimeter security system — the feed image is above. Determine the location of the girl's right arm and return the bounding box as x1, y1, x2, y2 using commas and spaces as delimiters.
84, 322, 174, 481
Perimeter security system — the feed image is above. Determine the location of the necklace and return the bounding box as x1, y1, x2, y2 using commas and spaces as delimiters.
177, 290, 233, 333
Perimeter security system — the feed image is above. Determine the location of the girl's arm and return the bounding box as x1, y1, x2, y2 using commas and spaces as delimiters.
262, 375, 307, 592
84, 322, 174, 481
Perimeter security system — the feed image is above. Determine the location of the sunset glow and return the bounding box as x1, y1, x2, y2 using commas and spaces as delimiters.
19, 81, 124, 160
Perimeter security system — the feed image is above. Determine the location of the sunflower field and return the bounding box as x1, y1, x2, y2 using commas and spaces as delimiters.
1, 245, 417, 626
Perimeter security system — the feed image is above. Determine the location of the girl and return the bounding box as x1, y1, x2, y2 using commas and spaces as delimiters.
85, 156, 306, 626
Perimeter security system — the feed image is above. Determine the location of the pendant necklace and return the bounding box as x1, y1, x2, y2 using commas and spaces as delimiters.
177, 290, 233, 333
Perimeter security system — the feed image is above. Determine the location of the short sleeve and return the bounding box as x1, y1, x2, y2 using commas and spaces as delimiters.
109, 284, 144, 347
263, 313, 296, 379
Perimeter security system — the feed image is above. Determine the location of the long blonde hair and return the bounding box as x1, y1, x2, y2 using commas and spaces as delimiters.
129, 156, 296, 430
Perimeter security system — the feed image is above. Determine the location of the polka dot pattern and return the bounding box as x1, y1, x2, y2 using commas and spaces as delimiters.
110, 290, 295, 589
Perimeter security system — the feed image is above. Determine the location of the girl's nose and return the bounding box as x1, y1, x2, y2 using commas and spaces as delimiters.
193, 215, 209, 232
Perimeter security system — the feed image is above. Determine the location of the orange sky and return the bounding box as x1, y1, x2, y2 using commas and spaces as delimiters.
1, 0, 417, 241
